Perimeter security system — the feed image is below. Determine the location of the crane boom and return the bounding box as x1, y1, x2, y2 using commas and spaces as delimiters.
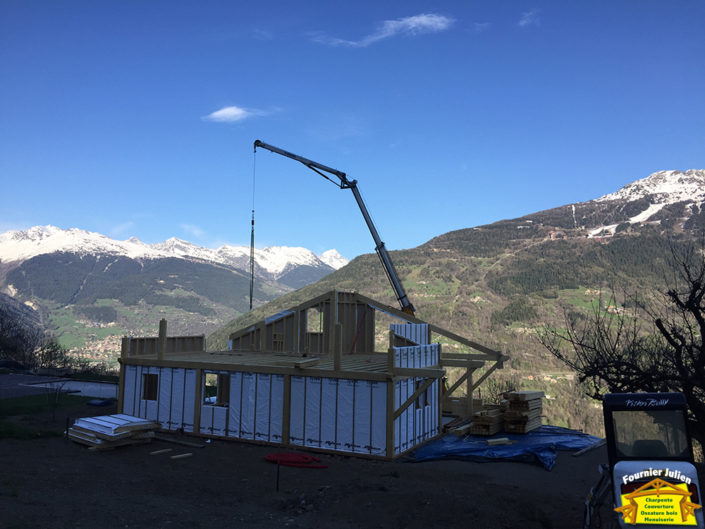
253, 140, 415, 316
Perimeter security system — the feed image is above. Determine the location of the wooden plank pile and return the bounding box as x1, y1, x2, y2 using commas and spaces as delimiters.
503, 391, 544, 434
469, 406, 504, 436
68, 414, 160, 450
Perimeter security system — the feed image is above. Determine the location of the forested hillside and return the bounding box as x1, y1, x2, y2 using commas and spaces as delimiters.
209, 192, 700, 436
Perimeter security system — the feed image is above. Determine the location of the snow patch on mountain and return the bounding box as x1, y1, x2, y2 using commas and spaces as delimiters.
629, 203, 665, 224
0, 226, 349, 280
151, 238, 218, 262
320, 249, 348, 270
0, 225, 166, 262
595, 169, 705, 204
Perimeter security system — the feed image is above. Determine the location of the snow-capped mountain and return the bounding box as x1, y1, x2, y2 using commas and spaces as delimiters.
596, 169, 705, 205
0, 226, 350, 344
585, 169, 705, 237
320, 249, 348, 270
0, 225, 165, 262
0, 226, 349, 281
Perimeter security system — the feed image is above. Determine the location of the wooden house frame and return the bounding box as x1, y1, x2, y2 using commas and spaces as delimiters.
118, 290, 507, 459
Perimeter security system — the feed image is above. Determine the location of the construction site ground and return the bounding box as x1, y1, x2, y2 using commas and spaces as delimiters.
2, 394, 703, 529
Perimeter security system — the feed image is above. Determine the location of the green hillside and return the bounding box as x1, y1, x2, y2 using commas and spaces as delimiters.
209, 215, 695, 436
4, 252, 291, 357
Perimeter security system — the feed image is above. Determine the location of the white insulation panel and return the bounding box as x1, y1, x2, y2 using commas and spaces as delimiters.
289, 377, 386, 455
122, 364, 441, 457
394, 377, 440, 455
390, 323, 429, 345
393, 343, 439, 368
121, 366, 196, 432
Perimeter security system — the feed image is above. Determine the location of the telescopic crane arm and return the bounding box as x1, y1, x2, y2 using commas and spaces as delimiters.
254, 140, 415, 316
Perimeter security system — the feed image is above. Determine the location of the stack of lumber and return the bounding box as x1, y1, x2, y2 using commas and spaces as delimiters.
469, 406, 504, 436
443, 396, 483, 418
68, 414, 160, 450
503, 391, 544, 434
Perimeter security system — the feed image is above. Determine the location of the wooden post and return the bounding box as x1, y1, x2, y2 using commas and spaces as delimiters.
158, 319, 167, 361
333, 323, 342, 372
282, 375, 291, 445
117, 361, 126, 414
386, 379, 395, 458
193, 369, 202, 434
387, 331, 395, 373
466, 369, 474, 417
293, 310, 300, 355
117, 337, 128, 414
328, 292, 338, 358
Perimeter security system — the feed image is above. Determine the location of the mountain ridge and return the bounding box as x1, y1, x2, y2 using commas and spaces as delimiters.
0, 225, 349, 281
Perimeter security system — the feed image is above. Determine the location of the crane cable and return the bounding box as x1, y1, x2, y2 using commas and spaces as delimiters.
249, 149, 256, 310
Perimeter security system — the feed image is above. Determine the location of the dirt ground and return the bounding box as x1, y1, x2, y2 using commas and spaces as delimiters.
0, 398, 629, 529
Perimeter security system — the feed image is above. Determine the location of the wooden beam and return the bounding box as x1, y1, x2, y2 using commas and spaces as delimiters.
441, 352, 499, 361
391, 367, 445, 379
120, 357, 392, 382
392, 378, 435, 420
294, 358, 320, 368
443, 369, 472, 397
440, 359, 487, 369
471, 360, 504, 392
428, 324, 501, 357
355, 292, 425, 324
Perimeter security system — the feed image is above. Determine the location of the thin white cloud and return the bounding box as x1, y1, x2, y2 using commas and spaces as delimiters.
518, 9, 540, 28
311, 13, 454, 48
181, 223, 205, 238
202, 105, 258, 123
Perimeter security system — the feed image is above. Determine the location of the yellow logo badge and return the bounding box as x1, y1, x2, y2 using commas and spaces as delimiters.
615, 478, 701, 525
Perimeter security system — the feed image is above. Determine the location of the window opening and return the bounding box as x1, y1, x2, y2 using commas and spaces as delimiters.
204, 373, 230, 406
307, 307, 323, 333
142, 373, 158, 401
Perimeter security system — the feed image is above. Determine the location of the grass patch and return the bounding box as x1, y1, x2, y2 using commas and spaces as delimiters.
0, 393, 92, 417
0, 394, 93, 440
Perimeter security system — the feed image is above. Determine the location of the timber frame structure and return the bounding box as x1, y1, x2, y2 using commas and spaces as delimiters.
118, 290, 508, 459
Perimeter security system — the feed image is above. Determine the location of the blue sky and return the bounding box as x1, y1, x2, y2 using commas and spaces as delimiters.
1, 1, 704, 259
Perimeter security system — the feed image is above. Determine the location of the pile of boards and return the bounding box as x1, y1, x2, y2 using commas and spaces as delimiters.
469, 406, 504, 435
68, 414, 160, 450
454, 390, 544, 436
503, 391, 544, 434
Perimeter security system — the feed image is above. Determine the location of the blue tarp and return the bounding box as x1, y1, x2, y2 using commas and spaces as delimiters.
412, 425, 603, 471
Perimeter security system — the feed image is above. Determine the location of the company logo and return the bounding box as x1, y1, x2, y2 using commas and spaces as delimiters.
615, 477, 701, 525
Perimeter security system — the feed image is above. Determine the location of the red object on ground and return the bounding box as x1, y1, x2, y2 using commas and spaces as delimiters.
265, 452, 328, 469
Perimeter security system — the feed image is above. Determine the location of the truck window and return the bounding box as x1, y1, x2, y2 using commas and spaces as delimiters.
612, 409, 689, 459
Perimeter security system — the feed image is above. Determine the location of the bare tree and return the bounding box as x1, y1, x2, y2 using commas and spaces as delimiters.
538, 244, 705, 449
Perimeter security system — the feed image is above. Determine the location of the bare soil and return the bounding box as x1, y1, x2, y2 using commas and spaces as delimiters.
0, 398, 624, 529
